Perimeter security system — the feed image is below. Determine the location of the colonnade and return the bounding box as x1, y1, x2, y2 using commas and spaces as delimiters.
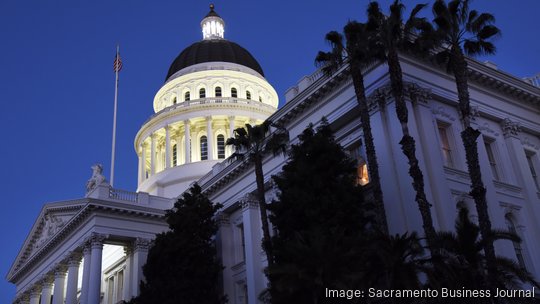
15, 234, 151, 304
138, 116, 260, 183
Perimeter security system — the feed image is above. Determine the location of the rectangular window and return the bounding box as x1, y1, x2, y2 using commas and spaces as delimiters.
484, 138, 499, 180
347, 145, 369, 185
437, 122, 454, 167
526, 152, 540, 191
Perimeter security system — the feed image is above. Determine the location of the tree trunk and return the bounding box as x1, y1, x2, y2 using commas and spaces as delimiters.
349, 60, 388, 232
387, 49, 438, 253
451, 46, 497, 286
254, 153, 274, 267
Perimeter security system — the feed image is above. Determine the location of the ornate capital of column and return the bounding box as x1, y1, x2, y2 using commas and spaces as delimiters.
85, 232, 106, 249
40, 274, 54, 286
124, 244, 133, 255
501, 118, 521, 138
241, 193, 259, 210
54, 264, 68, 277
29, 286, 41, 297
66, 252, 82, 268
405, 82, 432, 105
184, 119, 191, 125
134, 237, 152, 251
164, 124, 170, 131
228, 115, 235, 121
215, 212, 230, 226
367, 87, 390, 113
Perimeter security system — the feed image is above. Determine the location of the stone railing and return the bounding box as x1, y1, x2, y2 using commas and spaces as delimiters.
109, 188, 138, 202
145, 97, 277, 125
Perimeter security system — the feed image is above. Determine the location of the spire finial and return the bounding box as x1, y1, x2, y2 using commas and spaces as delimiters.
210, 4, 214, 11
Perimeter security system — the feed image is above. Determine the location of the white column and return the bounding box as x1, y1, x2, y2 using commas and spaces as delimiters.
176, 129, 183, 166
216, 213, 235, 301
140, 142, 147, 182
40, 280, 53, 304
65, 254, 81, 304
122, 246, 132, 301
87, 234, 105, 304
206, 116, 214, 160
241, 197, 264, 304
165, 125, 171, 169
29, 287, 41, 304
228, 116, 235, 157
80, 244, 91, 304
184, 120, 191, 164
150, 134, 157, 175
131, 238, 151, 297
52, 267, 66, 304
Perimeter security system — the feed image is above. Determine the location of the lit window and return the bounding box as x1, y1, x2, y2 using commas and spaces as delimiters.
172, 144, 177, 166
215, 86, 222, 97
505, 215, 527, 270
246, 91, 251, 100
184, 91, 190, 101
200, 136, 208, 160
437, 122, 454, 167
199, 88, 206, 99
526, 152, 540, 191
231, 88, 237, 98
348, 145, 369, 185
217, 134, 225, 159
484, 138, 499, 180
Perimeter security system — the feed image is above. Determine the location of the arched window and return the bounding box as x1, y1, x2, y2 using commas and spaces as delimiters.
200, 136, 208, 160
199, 88, 206, 99
172, 144, 177, 166
505, 214, 527, 269
231, 88, 238, 98
184, 91, 190, 101
215, 86, 222, 97
172, 97, 177, 104
217, 134, 225, 159
259, 96, 262, 102
246, 91, 251, 100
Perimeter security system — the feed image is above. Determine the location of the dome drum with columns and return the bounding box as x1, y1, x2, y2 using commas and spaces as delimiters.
135, 5, 278, 198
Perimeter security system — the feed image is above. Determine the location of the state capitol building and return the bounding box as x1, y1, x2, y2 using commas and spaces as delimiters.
7, 5, 540, 304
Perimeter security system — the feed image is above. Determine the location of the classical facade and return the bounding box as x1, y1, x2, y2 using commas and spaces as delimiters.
8, 5, 540, 304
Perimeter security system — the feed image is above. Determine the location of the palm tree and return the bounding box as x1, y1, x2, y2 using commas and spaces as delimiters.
428, 0, 501, 281
226, 120, 288, 267
429, 208, 538, 301
316, 22, 388, 232
366, 0, 439, 252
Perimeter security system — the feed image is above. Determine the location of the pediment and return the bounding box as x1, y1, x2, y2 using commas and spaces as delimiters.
8, 199, 87, 281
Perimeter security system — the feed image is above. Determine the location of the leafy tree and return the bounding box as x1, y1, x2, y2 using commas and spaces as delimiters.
427, 208, 539, 303
226, 120, 288, 267
366, 0, 439, 253
428, 0, 501, 279
267, 120, 372, 304
128, 184, 226, 304
316, 22, 387, 232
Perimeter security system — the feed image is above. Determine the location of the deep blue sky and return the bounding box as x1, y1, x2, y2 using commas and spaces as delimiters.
1, 0, 538, 301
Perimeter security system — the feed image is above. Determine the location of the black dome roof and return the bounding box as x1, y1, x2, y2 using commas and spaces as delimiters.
166, 39, 264, 80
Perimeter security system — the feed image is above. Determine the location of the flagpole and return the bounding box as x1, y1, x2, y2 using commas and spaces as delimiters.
110, 45, 120, 187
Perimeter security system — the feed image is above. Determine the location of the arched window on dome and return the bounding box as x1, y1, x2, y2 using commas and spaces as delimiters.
246, 91, 251, 100
172, 96, 177, 104
259, 96, 262, 102
215, 86, 222, 97
200, 136, 208, 160
217, 134, 225, 159
505, 214, 528, 270
231, 88, 238, 98
199, 88, 206, 99
184, 91, 190, 101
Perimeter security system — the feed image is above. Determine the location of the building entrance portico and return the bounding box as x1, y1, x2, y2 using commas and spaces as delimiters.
8, 181, 170, 304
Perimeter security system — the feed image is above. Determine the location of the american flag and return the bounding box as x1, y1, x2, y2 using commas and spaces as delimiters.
113, 52, 122, 72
